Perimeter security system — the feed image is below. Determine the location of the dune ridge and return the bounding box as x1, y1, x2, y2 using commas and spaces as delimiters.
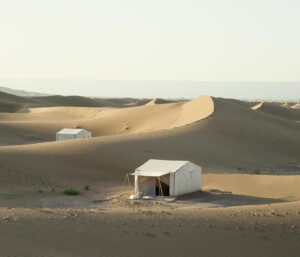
251, 102, 264, 110
251, 102, 300, 121
0, 96, 299, 188
292, 103, 300, 109
145, 98, 177, 105
0, 91, 151, 113
0, 93, 300, 257
0, 96, 215, 145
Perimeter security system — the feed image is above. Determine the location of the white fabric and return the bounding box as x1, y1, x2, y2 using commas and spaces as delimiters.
159, 174, 170, 185
131, 170, 171, 177
131, 159, 189, 177
57, 128, 85, 135
137, 177, 156, 196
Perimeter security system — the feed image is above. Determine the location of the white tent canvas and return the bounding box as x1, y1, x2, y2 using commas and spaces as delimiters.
56, 128, 92, 141
131, 159, 202, 197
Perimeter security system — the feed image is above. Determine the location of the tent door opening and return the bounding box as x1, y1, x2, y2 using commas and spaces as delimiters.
156, 178, 170, 196
137, 174, 170, 197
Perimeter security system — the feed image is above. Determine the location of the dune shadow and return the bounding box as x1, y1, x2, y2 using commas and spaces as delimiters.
175, 190, 286, 208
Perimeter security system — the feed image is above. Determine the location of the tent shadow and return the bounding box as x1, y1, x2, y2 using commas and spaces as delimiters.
174, 190, 287, 207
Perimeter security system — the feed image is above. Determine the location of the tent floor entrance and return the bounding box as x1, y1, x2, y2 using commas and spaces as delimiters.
156, 179, 170, 196
137, 175, 170, 197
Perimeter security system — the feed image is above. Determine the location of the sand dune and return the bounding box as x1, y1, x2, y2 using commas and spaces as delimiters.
0, 96, 214, 144
145, 98, 177, 105
252, 102, 300, 121
292, 103, 300, 109
0, 96, 298, 190
0, 92, 300, 257
0, 91, 37, 113
0, 91, 151, 114
251, 102, 264, 110
32, 95, 150, 108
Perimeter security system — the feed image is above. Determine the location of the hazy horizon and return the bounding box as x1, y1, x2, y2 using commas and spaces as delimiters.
0, 79, 299, 100
1, 1, 300, 82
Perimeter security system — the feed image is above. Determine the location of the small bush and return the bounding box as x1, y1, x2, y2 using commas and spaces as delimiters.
237, 167, 243, 171
64, 188, 80, 196
38, 190, 44, 194
254, 170, 261, 175
85, 185, 90, 191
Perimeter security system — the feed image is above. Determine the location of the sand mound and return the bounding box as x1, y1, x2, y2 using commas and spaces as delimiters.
251, 102, 264, 110
33, 95, 104, 107
0, 94, 299, 257
0, 91, 37, 113
145, 98, 175, 106
252, 102, 300, 121
0, 91, 151, 112
0, 96, 299, 187
291, 103, 300, 109
33, 95, 150, 108
173, 96, 214, 127
0, 96, 215, 145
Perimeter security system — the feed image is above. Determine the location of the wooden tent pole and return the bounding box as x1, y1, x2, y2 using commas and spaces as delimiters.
123, 174, 133, 194
158, 177, 164, 200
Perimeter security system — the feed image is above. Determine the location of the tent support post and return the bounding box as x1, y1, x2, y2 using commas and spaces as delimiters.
157, 177, 164, 200
123, 174, 133, 195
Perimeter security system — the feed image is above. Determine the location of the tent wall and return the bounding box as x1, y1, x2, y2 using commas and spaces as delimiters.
56, 130, 92, 141
78, 130, 92, 139
173, 162, 202, 196
56, 134, 76, 141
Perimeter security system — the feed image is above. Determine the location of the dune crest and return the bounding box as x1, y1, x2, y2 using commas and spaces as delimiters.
0, 96, 215, 145
292, 103, 300, 109
251, 102, 300, 121
145, 98, 172, 105
173, 96, 214, 127
251, 102, 264, 110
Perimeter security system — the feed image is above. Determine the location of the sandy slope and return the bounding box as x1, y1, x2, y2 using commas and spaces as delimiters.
0, 92, 300, 257
0, 96, 214, 144
0, 91, 37, 113
0, 91, 151, 112
252, 102, 300, 121
0, 96, 299, 191
204, 174, 300, 200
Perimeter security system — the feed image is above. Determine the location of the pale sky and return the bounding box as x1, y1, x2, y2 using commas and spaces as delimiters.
1, 0, 300, 81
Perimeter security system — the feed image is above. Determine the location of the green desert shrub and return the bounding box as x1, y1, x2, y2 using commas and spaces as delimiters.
85, 185, 90, 191
254, 170, 261, 175
64, 188, 80, 196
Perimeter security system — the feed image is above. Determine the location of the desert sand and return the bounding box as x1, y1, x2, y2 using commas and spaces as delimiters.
0, 91, 299, 257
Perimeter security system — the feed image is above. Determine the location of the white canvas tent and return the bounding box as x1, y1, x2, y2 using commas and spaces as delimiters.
131, 159, 202, 197
56, 128, 92, 141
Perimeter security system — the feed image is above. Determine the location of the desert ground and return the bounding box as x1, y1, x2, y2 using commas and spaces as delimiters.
0, 91, 299, 257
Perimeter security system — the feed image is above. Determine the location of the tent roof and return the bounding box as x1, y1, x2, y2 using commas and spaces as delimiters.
57, 128, 86, 135
131, 159, 189, 177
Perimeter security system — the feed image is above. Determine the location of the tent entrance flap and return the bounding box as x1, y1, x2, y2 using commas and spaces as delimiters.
137, 174, 170, 197
138, 176, 156, 196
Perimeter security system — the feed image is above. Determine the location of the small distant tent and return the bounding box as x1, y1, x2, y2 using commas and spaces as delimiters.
131, 159, 202, 197
56, 128, 92, 141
